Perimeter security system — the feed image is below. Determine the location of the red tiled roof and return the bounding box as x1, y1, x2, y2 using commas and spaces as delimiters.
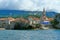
15, 18, 29, 23
0, 18, 7, 20
29, 16, 40, 21
48, 18, 54, 21
0, 17, 15, 22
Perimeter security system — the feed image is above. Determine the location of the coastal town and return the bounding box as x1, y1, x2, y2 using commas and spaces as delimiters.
0, 8, 60, 30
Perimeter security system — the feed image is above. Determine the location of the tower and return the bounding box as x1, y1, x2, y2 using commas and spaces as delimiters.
42, 8, 46, 16
40, 8, 46, 23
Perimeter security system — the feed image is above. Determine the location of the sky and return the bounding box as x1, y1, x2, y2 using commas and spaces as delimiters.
0, 0, 60, 13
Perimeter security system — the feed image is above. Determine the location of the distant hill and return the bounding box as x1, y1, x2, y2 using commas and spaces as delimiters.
46, 11, 57, 18
0, 10, 57, 18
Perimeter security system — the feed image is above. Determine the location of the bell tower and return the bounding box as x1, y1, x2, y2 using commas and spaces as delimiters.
40, 8, 46, 22
42, 8, 46, 16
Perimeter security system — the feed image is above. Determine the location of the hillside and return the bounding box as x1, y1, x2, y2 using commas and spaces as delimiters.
0, 10, 57, 18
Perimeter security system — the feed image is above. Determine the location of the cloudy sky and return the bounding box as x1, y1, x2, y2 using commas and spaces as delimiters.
0, 0, 60, 12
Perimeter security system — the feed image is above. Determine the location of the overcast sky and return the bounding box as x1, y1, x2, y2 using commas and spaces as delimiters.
0, 0, 60, 12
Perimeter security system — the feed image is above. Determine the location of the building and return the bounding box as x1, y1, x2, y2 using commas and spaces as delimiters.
15, 17, 29, 23
28, 16, 40, 25
7, 17, 16, 29
0, 17, 15, 29
0, 18, 8, 28
40, 8, 53, 29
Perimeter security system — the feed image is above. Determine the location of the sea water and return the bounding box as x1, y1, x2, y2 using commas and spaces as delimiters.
0, 30, 60, 40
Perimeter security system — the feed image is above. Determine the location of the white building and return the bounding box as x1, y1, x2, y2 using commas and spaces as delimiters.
40, 8, 52, 29
0, 18, 9, 28
28, 16, 40, 25
0, 17, 15, 29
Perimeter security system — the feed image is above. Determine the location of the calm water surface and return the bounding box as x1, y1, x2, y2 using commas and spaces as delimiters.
0, 30, 60, 40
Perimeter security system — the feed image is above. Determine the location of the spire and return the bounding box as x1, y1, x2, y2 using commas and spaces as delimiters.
42, 8, 46, 16
40, 8, 46, 23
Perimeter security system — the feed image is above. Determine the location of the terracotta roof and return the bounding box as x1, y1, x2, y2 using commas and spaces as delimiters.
15, 18, 21, 21
29, 16, 33, 18
0, 17, 15, 22
48, 18, 54, 21
32, 17, 40, 21
29, 16, 54, 22
15, 18, 29, 23
29, 16, 40, 21
0, 18, 7, 20
20, 18, 29, 23
8, 17, 15, 21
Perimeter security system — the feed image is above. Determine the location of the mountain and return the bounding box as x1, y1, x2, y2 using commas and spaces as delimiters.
0, 10, 57, 18
46, 11, 57, 18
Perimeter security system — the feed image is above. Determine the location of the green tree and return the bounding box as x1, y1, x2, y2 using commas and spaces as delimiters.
51, 19, 59, 29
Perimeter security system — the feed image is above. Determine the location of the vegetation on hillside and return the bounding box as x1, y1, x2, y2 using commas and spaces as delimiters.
51, 19, 59, 29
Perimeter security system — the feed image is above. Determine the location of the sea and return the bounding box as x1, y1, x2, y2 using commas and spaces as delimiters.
0, 30, 60, 40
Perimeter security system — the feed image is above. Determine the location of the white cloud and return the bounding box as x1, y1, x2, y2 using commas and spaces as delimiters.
0, 0, 60, 12
0, 0, 9, 8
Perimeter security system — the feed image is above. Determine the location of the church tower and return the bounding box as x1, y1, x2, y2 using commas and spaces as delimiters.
42, 8, 46, 16
40, 8, 46, 22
